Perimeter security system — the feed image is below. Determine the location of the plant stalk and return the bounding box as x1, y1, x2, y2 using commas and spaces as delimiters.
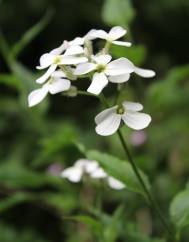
117, 129, 174, 240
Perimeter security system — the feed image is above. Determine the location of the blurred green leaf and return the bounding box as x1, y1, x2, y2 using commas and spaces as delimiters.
0, 162, 62, 188
71, 215, 103, 236
103, 205, 124, 242
87, 150, 150, 198
11, 10, 53, 58
170, 187, 189, 233
111, 44, 147, 66
0, 193, 34, 213
102, 0, 135, 27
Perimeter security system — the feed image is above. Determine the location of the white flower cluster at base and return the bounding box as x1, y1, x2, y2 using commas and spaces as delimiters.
61, 159, 125, 190
28, 26, 155, 136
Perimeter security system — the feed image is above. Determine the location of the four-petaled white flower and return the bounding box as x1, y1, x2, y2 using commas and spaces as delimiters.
61, 159, 125, 190
74, 54, 134, 94
91, 26, 131, 47
28, 70, 71, 107
95, 101, 151, 136
36, 44, 87, 84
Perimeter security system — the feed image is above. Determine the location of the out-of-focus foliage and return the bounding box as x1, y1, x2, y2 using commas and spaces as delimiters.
0, 0, 189, 241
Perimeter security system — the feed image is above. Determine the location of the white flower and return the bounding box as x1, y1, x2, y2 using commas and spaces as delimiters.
36, 44, 87, 84
28, 70, 71, 107
61, 159, 125, 190
61, 159, 100, 183
74, 54, 134, 95
95, 101, 151, 136
91, 26, 131, 47
107, 177, 125, 190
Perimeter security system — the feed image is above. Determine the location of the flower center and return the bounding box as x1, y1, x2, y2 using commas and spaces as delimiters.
116, 105, 125, 114
53, 55, 62, 64
96, 64, 106, 73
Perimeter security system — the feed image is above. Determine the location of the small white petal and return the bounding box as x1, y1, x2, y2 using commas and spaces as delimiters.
87, 72, 109, 95
61, 167, 83, 183
36, 64, 57, 84
85, 161, 99, 174
28, 85, 48, 107
69, 37, 84, 46
50, 42, 67, 55
37, 53, 55, 69
91, 30, 108, 40
75, 159, 88, 169
95, 112, 121, 136
60, 56, 88, 65
122, 111, 151, 130
112, 40, 131, 47
90, 167, 107, 178
51, 70, 66, 78
105, 58, 134, 76
134, 67, 156, 78
108, 26, 126, 41
108, 74, 130, 83
107, 177, 125, 190
48, 78, 71, 94
84, 29, 100, 41
64, 45, 84, 56
74, 63, 96, 75
122, 101, 143, 111
95, 106, 117, 125
92, 54, 112, 65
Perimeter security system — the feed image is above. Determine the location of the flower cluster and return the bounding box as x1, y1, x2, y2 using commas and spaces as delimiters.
28, 26, 155, 136
61, 159, 125, 190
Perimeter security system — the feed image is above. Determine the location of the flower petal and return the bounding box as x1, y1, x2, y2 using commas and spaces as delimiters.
122, 101, 143, 111
61, 167, 83, 183
74, 62, 96, 75
51, 70, 66, 78
112, 40, 131, 47
50, 42, 67, 55
48, 78, 71, 94
60, 56, 88, 65
95, 112, 121, 136
37, 53, 54, 69
134, 67, 156, 78
87, 72, 109, 95
122, 111, 151, 130
69, 37, 84, 46
36, 64, 57, 84
107, 177, 125, 190
95, 106, 117, 125
92, 54, 112, 65
108, 26, 126, 41
91, 30, 108, 40
64, 45, 84, 56
28, 85, 48, 107
105, 58, 134, 76
85, 161, 99, 174
85, 29, 100, 40
90, 167, 107, 178
108, 74, 130, 83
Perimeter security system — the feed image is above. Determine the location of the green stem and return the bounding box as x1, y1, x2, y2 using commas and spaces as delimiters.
100, 93, 175, 240
117, 129, 174, 239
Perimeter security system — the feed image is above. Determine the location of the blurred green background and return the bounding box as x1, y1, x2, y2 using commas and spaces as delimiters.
0, 0, 189, 242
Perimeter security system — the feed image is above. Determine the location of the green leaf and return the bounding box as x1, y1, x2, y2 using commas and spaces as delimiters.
87, 150, 150, 198
170, 188, 189, 232
0, 193, 34, 213
11, 10, 53, 58
0, 162, 62, 189
102, 0, 135, 27
70, 215, 103, 236
111, 44, 147, 66
103, 205, 124, 242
